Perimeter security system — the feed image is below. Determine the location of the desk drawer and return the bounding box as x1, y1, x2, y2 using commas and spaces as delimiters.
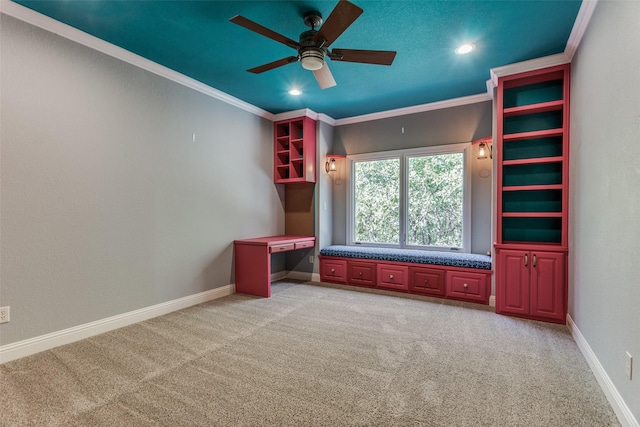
294, 240, 314, 250
269, 243, 295, 253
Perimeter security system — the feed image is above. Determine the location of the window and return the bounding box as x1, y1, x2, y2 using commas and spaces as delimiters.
348, 143, 470, 251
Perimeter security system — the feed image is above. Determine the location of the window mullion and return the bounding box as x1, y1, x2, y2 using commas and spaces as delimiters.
399, 154, 407, 248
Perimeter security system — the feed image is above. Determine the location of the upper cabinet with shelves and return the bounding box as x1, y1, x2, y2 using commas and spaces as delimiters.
496, 64, 570, 248
274, 116, 316, 184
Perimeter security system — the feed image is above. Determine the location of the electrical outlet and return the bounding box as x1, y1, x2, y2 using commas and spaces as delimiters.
626, 352, 633, 380
0, 306, 9, 324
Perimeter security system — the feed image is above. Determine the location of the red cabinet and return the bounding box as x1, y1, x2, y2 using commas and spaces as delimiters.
347, 261, 376, 287
274, 116, 316, 183
446, 271, 489, 304
318, 256, 491, 305
376, 264, 409, 291
495, 249, 565, 323
409, 266, 445, 296
494, 64, 570, 324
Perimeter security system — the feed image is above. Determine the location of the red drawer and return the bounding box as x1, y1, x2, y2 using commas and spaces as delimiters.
377, 264, 409, 291
294, 240, 314, 250
446, 271, 489, 303
269, 243, 294, 253
320, 258, 348, 283
409, 266, 445, 296
348, 261, 376, 287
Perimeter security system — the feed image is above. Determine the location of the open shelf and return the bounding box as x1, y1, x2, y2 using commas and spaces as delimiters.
503, 100, 564, 117
503, 162, 563, 187
497, 63, 570, 249
502, 156, 563, 166
502, 217, 562, 244
503, 135, 563, 161
502, 189, 562, 213
503, 77, 564, 108
503, 128, 564, 142
503, 110, 563, 135
503, 184, 563, 192
273, 116, 316, 184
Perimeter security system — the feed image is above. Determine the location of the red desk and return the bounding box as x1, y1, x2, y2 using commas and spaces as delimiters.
234, 235, 315, 297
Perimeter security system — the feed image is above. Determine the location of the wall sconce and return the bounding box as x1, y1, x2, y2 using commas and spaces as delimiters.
472, 137, 492, 160
325, 157, 337, 173
325, 154, 345, 173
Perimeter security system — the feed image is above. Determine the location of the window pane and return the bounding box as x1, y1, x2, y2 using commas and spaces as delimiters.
354, 159, 400, 244
407, 153, 463, 247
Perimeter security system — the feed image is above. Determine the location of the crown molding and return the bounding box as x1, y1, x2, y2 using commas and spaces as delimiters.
271, 109, 337, 126
334, 93, 492, 126
0, 0, 274, 120
565, 0, 599, 60
488, 52, 571, 89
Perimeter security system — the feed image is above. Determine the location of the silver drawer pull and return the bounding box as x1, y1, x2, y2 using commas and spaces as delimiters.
359, 272, 362, 276
463, 283, 469, 288
331, 268, 335, 273
424, 279, 429, 284
389, 274, 394, 279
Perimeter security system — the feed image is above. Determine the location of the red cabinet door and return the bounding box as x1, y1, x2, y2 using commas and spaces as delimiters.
445, 271, 489, 303
348, 261, 376, 287
376, 264, 409, 291
530, 251, 565, 322
320, 258, 348, 283
409, 266, 445, 296
496, 249, 530, 316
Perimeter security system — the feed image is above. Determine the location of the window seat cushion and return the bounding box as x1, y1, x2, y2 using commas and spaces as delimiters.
319, 245, 492, 270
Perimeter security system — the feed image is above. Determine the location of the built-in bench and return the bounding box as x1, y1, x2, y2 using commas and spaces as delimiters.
319, 245, 493, 304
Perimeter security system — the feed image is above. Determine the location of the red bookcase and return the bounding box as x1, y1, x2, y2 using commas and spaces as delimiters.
274, 116, 316, 184
494, 64, 570, 324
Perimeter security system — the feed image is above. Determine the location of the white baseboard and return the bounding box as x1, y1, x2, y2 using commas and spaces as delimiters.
0, 284, 235, 364
271, 271, 288, 282
567, 314, 639, 427
270, 270, 321, 283
286, 271, 321, 283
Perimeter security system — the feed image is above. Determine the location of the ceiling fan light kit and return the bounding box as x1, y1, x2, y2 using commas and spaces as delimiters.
300, 47, 325, 71
230, 0, 396, 89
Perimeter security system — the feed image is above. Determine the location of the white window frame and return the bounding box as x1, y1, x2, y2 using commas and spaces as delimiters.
346, 143, 471, 252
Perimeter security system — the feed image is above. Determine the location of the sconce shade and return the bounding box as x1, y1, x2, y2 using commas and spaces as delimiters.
325, 157, 337, 173
478, 142, 488, 159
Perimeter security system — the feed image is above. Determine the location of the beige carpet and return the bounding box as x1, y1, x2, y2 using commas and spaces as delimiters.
0, 281, 620, 426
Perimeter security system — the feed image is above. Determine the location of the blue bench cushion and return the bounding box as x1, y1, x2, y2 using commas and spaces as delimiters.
320, 245, 492, 270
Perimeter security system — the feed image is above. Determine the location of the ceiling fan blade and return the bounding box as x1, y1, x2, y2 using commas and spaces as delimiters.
313, 62, 337, 89
230, 15, 300, 49
248, 56, 299, 74
313, 0, 363, 48
330, 48, 397, 65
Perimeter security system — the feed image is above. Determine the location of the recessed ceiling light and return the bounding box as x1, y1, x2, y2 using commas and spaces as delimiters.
455, 43, 476, 55
288, 89, 302, 96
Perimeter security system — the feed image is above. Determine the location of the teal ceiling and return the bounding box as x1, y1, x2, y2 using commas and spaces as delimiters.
13, 0, 582, 119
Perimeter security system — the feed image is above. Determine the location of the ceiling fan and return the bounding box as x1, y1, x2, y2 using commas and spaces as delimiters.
229, 0, 397, 89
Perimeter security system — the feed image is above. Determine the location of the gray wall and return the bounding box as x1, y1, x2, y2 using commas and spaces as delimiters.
0, 16, 283, 345
569, 0, 640, 421
331, 102, 494, 254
